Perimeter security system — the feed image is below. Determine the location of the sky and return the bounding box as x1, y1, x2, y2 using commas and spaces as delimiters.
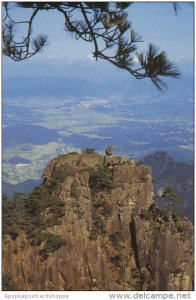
3, 2, 194, 84
1, 1, 195, 164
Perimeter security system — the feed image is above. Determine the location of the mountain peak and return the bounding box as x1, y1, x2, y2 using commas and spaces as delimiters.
2, 153, 193, 291
144, 151, 174, 162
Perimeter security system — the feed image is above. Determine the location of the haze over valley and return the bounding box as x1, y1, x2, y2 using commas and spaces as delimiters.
2, 3, 194, 292
3, 72, 193, 188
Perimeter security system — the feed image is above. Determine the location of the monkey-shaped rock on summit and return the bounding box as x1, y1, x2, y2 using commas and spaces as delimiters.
105, 145, 116, 156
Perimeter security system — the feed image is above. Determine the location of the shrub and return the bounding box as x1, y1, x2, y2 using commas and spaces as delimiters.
82, 148, 96, 154
78, 210, 85, 219
110, 255, 122, 267
131, 267, 140, 279
160, 185, 185, 217
6, 224, 20, 240
90, 192, 114, 239
49, 205, 65, 218
2, 274, 16, 291
147, 283, 156, 291
44, 233, 66, 253
3, 195, 27, 239
47, 218, 62, 227
39, 233, 66, 260
31, 232, 48, 246
109, 232, 123, 245
92, 212, 106, 235
13, 246, 18, 255
2, 178, 66, 244
27, 276, 34, 284
70, 180, 79, 199
69, 151, 78, 155
46, 198, 65, 225
160, 210, 170, 222
48, 198, 65, 207
141, 176, 148, 183
52, 165, 77, 183
140, 209, 152, 220
89, 167, 113, 193
175, 222, 184, 233
93, 198, 112, 218
101, 204, 112, 218
136, 161, 145, 166
82, 167, 94, 173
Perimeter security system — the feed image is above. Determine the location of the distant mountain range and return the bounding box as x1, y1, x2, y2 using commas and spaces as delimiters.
3, 76, 105, 98
2, 179, 42, 198
143, 151, 194, 222
3, 124, 62, 147
6, 156, 32, 164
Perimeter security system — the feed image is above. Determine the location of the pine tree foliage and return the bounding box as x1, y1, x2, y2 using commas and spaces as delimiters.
160, 185, 185, 216
2, 2, 181, 90
2, 192, 29, 239
2, 184, 65, 246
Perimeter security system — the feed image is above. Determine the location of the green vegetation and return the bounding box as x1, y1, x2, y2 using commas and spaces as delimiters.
93, 198, 112, 218
2, 273, 16, 291
70, 179, 79, 199
88, 167, 113, 239
82, 148, 96, 154
24, 184, 65, 236
3, 3, 180, 90
39, 233, 66, 259
91, 213, 106, 239
68, 151, 79, 155
140, 209, 153, 220
52, 169, 69, 182
175, 222, 184, 233
2, 181, 66, 256
70, 178, 84, 219
136, 161, 145, 166
27, 276, 34, 284
109, 232, 123, 246
110, 255, 122, 268
31, 232, 48, 246
88, 167, 113, 194
90, 196, 112, 240
158, 185, 185, 217
2, 192, 28, 240
4, 224, 21, 241
51, 165, 77, 184
141, 177, 148, 183
131, 267, 141, 279
44, 233, 66, 253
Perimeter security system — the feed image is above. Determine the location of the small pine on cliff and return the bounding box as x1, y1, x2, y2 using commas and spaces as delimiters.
2, 153, 193, 291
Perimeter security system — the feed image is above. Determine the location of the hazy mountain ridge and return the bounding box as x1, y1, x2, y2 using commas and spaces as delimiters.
6, 156, 32, 164
2, 179, 42, 198
3, 76, 106, 98
3, 124, 63, 147
3, 76, 193, 163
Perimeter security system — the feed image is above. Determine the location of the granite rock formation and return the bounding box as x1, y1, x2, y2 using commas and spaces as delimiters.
2, 153, 193, 291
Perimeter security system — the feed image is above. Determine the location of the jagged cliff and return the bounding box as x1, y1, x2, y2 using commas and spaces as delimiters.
2, 153, 193, 291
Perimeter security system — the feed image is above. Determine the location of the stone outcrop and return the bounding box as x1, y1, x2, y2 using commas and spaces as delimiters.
105, 145, 116, 156
2, 153, 194, 291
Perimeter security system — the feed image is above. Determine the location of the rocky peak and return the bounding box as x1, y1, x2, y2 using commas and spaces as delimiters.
2, 153, 193, 291
145, 151, 173, 160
